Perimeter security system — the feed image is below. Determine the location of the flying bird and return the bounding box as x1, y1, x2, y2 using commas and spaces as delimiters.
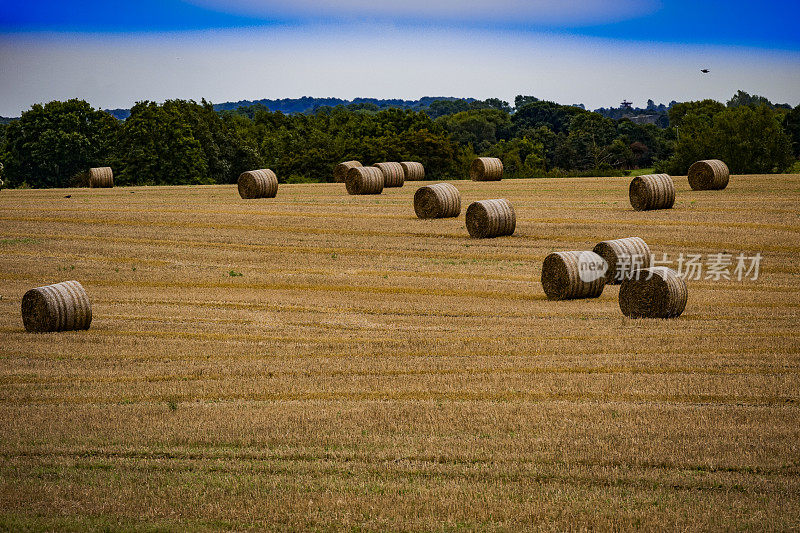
701, 69, 710, 73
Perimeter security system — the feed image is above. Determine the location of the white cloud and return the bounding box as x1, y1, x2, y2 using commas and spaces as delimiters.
186, 0, 661, 26
1, 24, 799, 117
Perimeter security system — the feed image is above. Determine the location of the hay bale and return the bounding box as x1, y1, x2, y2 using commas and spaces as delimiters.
21, 280, 92, 332
465, 199, 515, 238
541, 251, 606, 300
334, 160, 362, 183
401, 161, 425, 181
592, 237, 651, 285
372, 162, 405, 188
88, 167, 114, 188
238, 169, 278, 199
619, 266, 687, 318
629, 173, 675, 211
470, 157, 503, 181
688, 159, 729, 190
346, 166, 384, 195
414, 183, 461, 219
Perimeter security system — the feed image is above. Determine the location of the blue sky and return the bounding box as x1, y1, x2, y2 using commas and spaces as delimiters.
1, 0, 799, 115
3, 0, 799, 49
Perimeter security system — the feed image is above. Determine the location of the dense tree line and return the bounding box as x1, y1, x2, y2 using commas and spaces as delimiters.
662, 94, 796, 174
0, 91, 797, 188
1, 100, 118, 188
106, 96, 474, 120
594, 98, 673, 127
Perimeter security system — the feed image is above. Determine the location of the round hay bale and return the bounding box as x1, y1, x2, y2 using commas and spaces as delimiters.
414, 183, 461, 219
401, 161, 425, 181
334, 160, 362, 183
465, 199, 515, 238
346, 166, 384, 195
688, 159, 729, 190
88, 167, 114, 188
541, 251, 606, 300
372, 162, 405, 188
21, 280, 92, 333
238, 169, 278, 199
470, 157, 503, 181
629, 173, 675, 211
592, 237, 651, 285
619, 266, 687, 318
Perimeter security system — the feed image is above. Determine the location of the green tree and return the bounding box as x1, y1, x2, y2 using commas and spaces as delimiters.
162, 99, 261, 184
783, 105, 800, 158
396, 129, 461, 179
616, 119, 673, 167
253, 105, 459, 182
512, 101, 585, 135
665, 104, 793, 174
711, 105, 793, 173
219, 103, 268, 120
115, 101, 209, 185
0, 122, 7, 182
555, 113, 617, 170
436, 109, 511, 151
662, 111, 714, 174
2, 99, 117, 188
668, 99, 725, 128
605, 139, 635, 169
114, 99, 262, 185
514, 95, 540, 109
425, 99, 471, 119
726, 90, 773, 109
473, 98, 512, 114
570, 113, 616, 147
515, 126, 558, 170
346, 102, 381, 113
486, 137, 545, 178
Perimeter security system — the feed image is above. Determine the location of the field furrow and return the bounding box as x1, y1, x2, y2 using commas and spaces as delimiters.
1, 175, 799, 529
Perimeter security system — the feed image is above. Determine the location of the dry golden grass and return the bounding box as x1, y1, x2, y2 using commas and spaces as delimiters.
1, 174, 799, 531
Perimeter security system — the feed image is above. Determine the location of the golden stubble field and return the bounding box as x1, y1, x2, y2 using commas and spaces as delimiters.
1, 174, 799, 531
